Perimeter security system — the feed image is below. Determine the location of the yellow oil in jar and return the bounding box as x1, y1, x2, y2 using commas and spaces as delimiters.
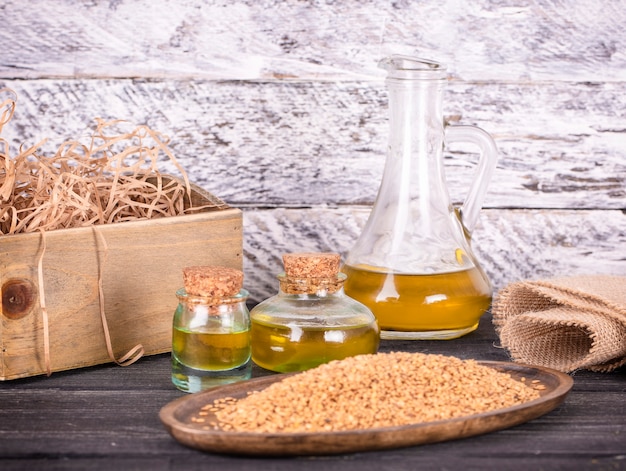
172, 327, 251, 371
341, 264, 491, 338
251, 319, 379, 373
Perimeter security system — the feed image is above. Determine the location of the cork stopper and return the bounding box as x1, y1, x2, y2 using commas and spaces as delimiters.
283, 253, 341, 278
281, 253, 343, 295
183, 266, 243, 298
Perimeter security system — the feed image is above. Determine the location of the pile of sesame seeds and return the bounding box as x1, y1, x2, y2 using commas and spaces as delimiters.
195, 352, 542, 433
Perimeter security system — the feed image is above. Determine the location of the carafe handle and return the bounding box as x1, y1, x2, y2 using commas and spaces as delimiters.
444, 125, 498, 234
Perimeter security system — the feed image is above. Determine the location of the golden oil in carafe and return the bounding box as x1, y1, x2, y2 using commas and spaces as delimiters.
250, 319, 379, 373
342, 264, 491, 339
172, 327, 251, 371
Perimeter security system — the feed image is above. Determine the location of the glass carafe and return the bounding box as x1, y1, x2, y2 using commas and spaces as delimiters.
342, 55, 498, 340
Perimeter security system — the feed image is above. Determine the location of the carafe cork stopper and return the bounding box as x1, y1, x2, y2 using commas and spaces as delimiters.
183, 266, 243, 298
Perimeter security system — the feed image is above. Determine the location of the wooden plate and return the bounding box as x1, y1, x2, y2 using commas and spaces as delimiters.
159, 361, 573, 456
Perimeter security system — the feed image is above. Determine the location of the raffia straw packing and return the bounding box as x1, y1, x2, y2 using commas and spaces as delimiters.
0, 90, 243, 380
0, 89, 199, 235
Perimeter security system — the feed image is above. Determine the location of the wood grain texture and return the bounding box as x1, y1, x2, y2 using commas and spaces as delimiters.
0, 79, 623, 209
1, 0, 625, 82
0, 0, 624, 327
0, 1, 624, 467
0, 318, 623, 469
0, 207, 242, 380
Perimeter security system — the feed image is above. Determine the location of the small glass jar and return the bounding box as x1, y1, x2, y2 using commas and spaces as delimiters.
171, 266, 251, 393
250, 253, 380, 373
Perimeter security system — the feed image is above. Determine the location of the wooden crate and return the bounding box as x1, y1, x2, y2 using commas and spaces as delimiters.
0, 180, 242, 380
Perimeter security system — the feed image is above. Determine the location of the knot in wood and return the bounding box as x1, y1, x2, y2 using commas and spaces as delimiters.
2, 279, 36, 320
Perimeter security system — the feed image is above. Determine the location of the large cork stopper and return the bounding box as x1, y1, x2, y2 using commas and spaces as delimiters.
283, 253, 341, 278
183, 266, 243, 298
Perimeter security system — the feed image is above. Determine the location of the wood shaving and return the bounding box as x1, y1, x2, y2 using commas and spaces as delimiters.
0, 88, 203, 235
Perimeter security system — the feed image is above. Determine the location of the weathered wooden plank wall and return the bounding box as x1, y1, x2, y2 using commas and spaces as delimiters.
1, 0, 625, 303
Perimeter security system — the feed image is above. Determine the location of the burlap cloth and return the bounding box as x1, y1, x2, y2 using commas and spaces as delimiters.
492, 275, 626, 373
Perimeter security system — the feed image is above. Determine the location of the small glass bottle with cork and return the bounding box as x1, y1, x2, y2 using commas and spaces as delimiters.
250, 252, 380, 373
171, 265, 251, 393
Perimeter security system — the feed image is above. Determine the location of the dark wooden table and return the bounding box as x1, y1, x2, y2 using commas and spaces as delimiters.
1, 313, 624, 470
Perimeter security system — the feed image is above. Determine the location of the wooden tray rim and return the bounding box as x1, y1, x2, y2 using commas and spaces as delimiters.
159, 360, 574, 456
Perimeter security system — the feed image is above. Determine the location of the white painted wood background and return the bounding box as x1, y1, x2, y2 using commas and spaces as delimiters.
1, 0, 624, 303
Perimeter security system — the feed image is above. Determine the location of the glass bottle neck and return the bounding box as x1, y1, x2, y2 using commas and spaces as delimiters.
386, 76, 445, 165
277, 274, 346, 297
176, 287, 249, 306
377, 74, 450, 224
379, 55, 447, 80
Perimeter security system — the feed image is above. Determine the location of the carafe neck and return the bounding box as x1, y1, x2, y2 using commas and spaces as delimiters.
385, 67, 446, 166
